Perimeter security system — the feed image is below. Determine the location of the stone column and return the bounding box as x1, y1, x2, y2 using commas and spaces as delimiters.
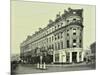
53, 51, 55, 63
77, 52, 79, 62
81, 52, 84, 62
69, 52, 72, 63
59, 52, 62, 63
63, 31, 67, 49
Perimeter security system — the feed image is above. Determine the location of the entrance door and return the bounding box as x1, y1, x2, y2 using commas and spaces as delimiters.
72, 52, 77, 63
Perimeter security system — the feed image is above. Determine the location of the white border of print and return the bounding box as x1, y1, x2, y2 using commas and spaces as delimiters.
0, 0, 99, 75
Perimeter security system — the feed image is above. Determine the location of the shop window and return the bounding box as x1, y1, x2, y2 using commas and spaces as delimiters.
66, 52, 69, 62
55, 54, 59, 62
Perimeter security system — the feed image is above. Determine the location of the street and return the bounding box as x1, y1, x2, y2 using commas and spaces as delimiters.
12, 63, 95, 75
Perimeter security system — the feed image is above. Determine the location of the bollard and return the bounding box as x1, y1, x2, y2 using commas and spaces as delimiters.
40, 63, 42, 69
37, 63, 39, 69
43, 62, 46, 70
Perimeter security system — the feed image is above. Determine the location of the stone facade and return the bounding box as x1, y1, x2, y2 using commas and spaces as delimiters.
20, 8, 84, 64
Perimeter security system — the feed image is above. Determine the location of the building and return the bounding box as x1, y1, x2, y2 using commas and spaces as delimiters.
20, 8, 84, 64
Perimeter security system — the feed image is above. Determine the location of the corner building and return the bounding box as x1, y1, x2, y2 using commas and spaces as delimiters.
20, 8, 84, 64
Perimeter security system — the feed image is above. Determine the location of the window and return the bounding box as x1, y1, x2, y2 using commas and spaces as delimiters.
73, 45, 76, 48
55, 35, 57, 40
73, 18, 76, 21
77, 27, 80, 29
55, 26, 56, 30
80, 39, 81, 43
52, 44, 54, 49
58, 34, 60, 39
79, 44, 81, 48
73, 29, 76, 30
58, 25, 60, 28
61, 32, 63, 38
55, 43, 57, 50
70, 27, 72, 29
49, 37, 51, 42
73, 39, 76, 43
67, 20, 69, 22
73, 29, 76, 32
79, 52, 81, 60
49, 45, 51, 49
67, 40, 70, 48
67, 33, 69, 36
73, 33, 76, 35
58, 42, 60, 50
55, 54, 59, 61
61, 23, 63, 26
67, 30, 69, 32
52, 36, 53, 41
47, 38, 48, 43
66, 52, 69, 62
80, 33, 81, 36
61, 41, 63, 49
52, 28, 54, 32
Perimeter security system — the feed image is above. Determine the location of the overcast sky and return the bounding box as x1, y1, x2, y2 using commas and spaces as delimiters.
11, 0, 95, 55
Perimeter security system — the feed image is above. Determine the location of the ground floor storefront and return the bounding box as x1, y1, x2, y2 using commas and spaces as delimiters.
53, 48, 84, 64
20, 48, 84, 64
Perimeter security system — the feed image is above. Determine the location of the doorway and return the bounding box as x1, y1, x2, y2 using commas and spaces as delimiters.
72, 52, 77, 63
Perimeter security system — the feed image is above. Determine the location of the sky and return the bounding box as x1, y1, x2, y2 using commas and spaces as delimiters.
11, 0, 96, 55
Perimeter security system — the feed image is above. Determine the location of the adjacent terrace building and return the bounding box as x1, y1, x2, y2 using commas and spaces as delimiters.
20, 8, 84, 64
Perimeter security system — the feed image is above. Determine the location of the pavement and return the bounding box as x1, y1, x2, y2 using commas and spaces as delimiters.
12, 62, 96, 75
